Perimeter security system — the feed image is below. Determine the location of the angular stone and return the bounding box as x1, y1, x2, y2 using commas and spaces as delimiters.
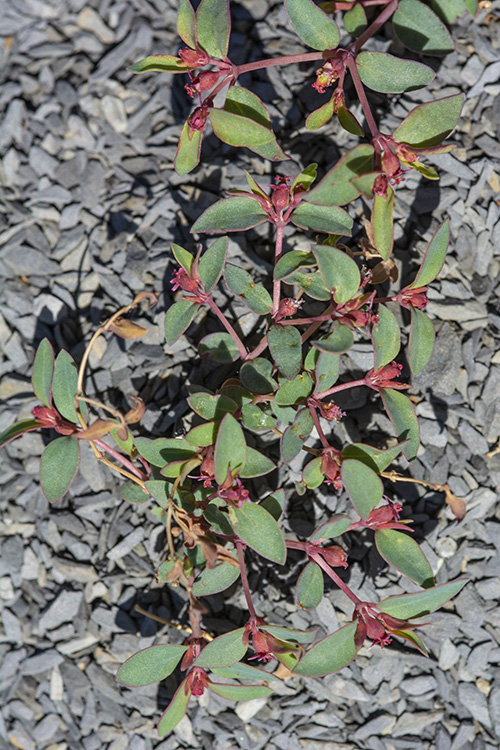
38, 589, 84, 632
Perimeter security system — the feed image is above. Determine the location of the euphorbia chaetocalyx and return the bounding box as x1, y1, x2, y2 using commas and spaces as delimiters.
0, 0, 477, 738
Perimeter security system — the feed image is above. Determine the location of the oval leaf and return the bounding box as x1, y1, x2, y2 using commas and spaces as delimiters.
267, 325, 302, 380
128, 55, 189, 74
196, 0, 230, 58
393, 0, 454, 55
199, 236, 228, 292
117, 645, 188, 687
409, 220, 449, 288
194, 628, 247, 669
341, 441, 407, 473
40, 436, 80, 503
380, 389, 419, 462
240, 358, 277, 394
306, 144, 374, 206
230, 503, 286, 564
409, 307, 435, 374
393, 94, 464, 148
240, 446, 276, 478
176, 0, 196, 47
291, 203, 353, 237
52, 350, 81, 423
356, 51, 435, 93
158, 680, 191, 737
377, 577, 469, 619
199, 332, 241, 362
210, 108, 277, 148
312, 245, 360, 303
285, 0, 340, 50
32, 338, 54, 408
371, 185, 394, 261
293, 622, 358, 676
296, 561, 324, 610
214, 413, 247, 484
375, 529, 435, 588
305, 97, 335, 130
175, 120, 202, 176
164, 299, 197, 345
309, 514, 352, 542
208, 682, 272, 701
192, 557, 241, 596
372, 305, 400, 370
341, 459, 384, 519
192, 196, 268, 234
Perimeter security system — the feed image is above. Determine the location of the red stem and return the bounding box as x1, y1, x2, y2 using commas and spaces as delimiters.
308, 403, 330, 450
235, 540, 257, 619
315, 378, 367, 401
205, 296, 248, 359
93, 439, 148, 480
313, 553, 362, 606
272, 222, 285, 317
350, 0, 400, 55
345, 56, 379, 139
235, 51, 326, 78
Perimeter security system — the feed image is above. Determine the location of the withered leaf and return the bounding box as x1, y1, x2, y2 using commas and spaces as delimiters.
109, 317, 148, 339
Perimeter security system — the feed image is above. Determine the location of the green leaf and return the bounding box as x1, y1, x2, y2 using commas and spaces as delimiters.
128, 55, 189, 74
177, 0, 196, 47
371, 185, 394, 261
464, 0, 478, 15
292, 163, 318, 193
185, 421, 219, 447
375, 529, 435, 588
171, 243, 194, 274
343, 3, 367, 35
264, 625, 317, 645
223, 88, 288, 161
305, 97, 335, 131
393, 94, 464, 148
240, 446, 276, 478
175, 120, 202, 175
188, 392, 237, 421
338, 106, 364, 136
199, 332, 241, 362
341, 441, 406, 473
431, 0, 468, 23
392, 628, 429, 656
267, 325, 302, 380
224, 263, 273, 314
296, 561, 324, 610
380, 389, 419, 462
291, 203, 353, 237
302, 456, 325, 489
378, 577, 469, 619
356, 51, 435, 94
210, 108, 278, 150
285, 0, 340, 50
40, 436, 80, 503
244, 170, 269, 199
135, 437, 196, 468
240, 358, 277, 395
195, 628, 247, 668
165, 299, 197, 345
372, 305, 400, 370
111, 426, 134, 456
274, 251, 316, 280
212, 662, 282, 682
203, 502, 234, 535
261, 489, 286, 520
192, 556, 241, 596
208, 682, 273, 701
241, 404, 277, 432
32, 338, 54, 408
341, 459, 384, 519
288, 270, 331, 301
199, 236, 228, 292
309, 514, 352, 542
281, 408, 314, 462
214, 413, 247, 484
192, 196, 268, 234
230, 503, 286, 564
314, 323, 353, 354
275, 372, 313, 406
52, 350, 82, 423
158, 680, 191, 737
116, 645, 187, 687
218, 385, 254, 408
122, 481, 149, 504
306, 144, 374, 206
409, 307, 435, 375
409, 220, 449, 288
312, 245, 360, 303
0, 419, 40, 448
393, 0, 454, 55
293, 623, 358, 676
406, 160, 439, 180
314, 350, 340, 393
196, 0, 231, 58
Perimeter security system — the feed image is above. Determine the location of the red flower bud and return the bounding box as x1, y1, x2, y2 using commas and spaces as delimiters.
373, 173, 389, 198
395, 286, 428, 310
319, 545, 348, 568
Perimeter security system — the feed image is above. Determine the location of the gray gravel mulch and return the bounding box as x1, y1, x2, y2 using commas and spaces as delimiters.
1, 1, 500, 749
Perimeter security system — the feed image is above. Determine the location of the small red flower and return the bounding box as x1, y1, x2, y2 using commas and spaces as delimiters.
317, 401, 345, 423
33, 406, 77, 435
313, 58, 344, 94
217, 477, 251, 508
320, 447, 343, 489
179, 47, 210, 68
353, 601, 425, 650
395, 286, 428, 310
275, 297, 303, 322
365, 361, 408, 391
268, 175, 291, 214
373, 173, 389, 198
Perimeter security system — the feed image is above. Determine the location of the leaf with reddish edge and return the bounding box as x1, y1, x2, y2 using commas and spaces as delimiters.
341, 459, 383, 519
208, 682, 273, 700
214, 413, 246, 484
196, 0, 231, 58
175, 121, 202, 176
224, 86, 272, 128
292, 163, 318, 193
192, 554, 240, 596
391, 628, 429, 656
211, 662, 282, 682
295, 561, 324, 610
192, 196, 268, 234
0, 419, 40, 449
356, 52, 435, 94
372, 305, 400, 370
380, 389, 419, 462
312, 245, 360, 304
40, 436, 80, 504
371, 185, 394, 261
209, 109, 279, 149
314, 350, 340, 393
116, 645, 188, 687
343, 2, 367, 36
194, 628, 247, 669
229, 502, 287, 565
341, 441, 408, 473
314, 324, 353, 355
393, 94, 464, 148
393, 0, 454, 55
268, 325, 302, 381
292, 622, 359, 676
128, 55, 189, 74
409, 307, 435, 374
264, 625, 317, 645
302, 456, 325, 489
290, 203, 353, 237
199, 332, 241, 362
239, 446, 276, 478
157, 679, 191, 737
188, 392, 237, 421
198, 236, 227, 292
176, 0, 196, 48
134, 437, 196, 467
306, 144, 375, 206
377, 578, 469, 619
274, 250, 316, 280
224, 263, 273, 315
309, 514, 352, 542
305, 97, 335, 131
409, 220, 449, 288
164, 299, 198, 345
52, 349, 84, 423
337, 106, 364, 136
32, 338, 54, 408
171, 243, 194, 274
375, 529, 435, 588
285, 0, 340, 50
